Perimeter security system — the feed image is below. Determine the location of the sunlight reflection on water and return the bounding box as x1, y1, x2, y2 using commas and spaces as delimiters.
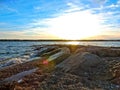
66, 41, 80, 45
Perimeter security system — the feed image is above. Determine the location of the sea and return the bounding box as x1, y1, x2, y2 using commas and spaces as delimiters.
0, 41, 120, 69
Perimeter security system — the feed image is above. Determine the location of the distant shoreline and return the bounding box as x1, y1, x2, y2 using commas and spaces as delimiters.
0, 39, 120, 42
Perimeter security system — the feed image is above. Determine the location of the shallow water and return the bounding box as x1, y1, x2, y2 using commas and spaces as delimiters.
0, 41, 120, 68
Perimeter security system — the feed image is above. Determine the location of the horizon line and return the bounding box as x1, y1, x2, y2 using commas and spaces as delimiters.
0, 39, 120, 41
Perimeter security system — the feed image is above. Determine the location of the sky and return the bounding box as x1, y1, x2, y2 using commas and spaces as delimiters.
0, 0, 120, 40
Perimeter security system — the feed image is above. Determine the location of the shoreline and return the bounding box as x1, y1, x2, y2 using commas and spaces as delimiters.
0, 45, 120, 90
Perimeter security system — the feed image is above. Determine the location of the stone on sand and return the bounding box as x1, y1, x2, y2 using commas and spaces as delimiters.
75, 47, 120, 57
57, 52, 101, 72
47, 47, 70, 64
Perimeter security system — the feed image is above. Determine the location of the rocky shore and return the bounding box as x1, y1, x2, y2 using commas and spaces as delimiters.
0, 45, 120, 90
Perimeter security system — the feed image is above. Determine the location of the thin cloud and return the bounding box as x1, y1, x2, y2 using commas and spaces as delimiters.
0, 4, 18, 13
0, 22, 8, 26
91, 0, 108, 5
0, 0, 120, 39
26, 0, 120, 39
26, 9, 106, 39
0, 30, 59, 40
34, 6, 41, 10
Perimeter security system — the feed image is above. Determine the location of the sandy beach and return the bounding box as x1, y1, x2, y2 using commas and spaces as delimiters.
0, 45, 120, 90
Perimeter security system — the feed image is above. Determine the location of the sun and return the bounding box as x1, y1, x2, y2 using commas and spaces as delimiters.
51, 28, 100, 40
49, 11, 102, 40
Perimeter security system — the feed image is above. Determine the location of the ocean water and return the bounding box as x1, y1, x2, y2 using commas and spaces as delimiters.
0, 41, 120, 68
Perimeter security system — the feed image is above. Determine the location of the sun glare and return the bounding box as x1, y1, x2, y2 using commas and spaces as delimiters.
49, 11, 102, 40
66, 41, 79, 45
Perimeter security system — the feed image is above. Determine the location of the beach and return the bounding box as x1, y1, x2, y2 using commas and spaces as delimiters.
0, 44, 120, 90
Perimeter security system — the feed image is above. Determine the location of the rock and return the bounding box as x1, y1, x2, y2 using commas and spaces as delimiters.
26, 87, 35, 90
32, 46, 57, 57
34, 69, 42, 75
14, 86, 23, 90
56, 52, 84, 72
3, 58, 22, 67
33, 81, 40, 85
80, 52, 101, 69
40, 72, 83, 90
111, 62, 120, 85
57, 52, 101, 72
29, 57, 42, 61
41, 48, 61, 57
48, 47, 70, 64
1, 68, 38, 84
48, 47, 70, 61
111, 77, 120, 85
34, 46, 43, 50
75, 46, 120, 57
91, 60, 120, 81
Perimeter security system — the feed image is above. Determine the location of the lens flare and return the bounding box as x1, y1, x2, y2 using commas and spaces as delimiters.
42, 60, 49, 65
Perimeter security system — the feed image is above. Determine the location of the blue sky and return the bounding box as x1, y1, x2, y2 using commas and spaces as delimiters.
0, 0, 120, 40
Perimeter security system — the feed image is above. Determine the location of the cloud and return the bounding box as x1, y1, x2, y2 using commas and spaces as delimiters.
25, 9, 108, 39
67, 2, 79, 8
0, 30, 59, 40
0, 22, 8, 26
65, 2, 89, 13
89, 34, 120, 40
1, 0, 120, 40
18, 0, 120, 40
91, 0, 108, 5
0, 4, 18, 13
106, 4, 119, 8
89, 30, 120, 40
34, 6, 41, 10
102, 1, 120, 9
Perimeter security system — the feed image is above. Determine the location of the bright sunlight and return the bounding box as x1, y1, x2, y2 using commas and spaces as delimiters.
48, 11, 103, 40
